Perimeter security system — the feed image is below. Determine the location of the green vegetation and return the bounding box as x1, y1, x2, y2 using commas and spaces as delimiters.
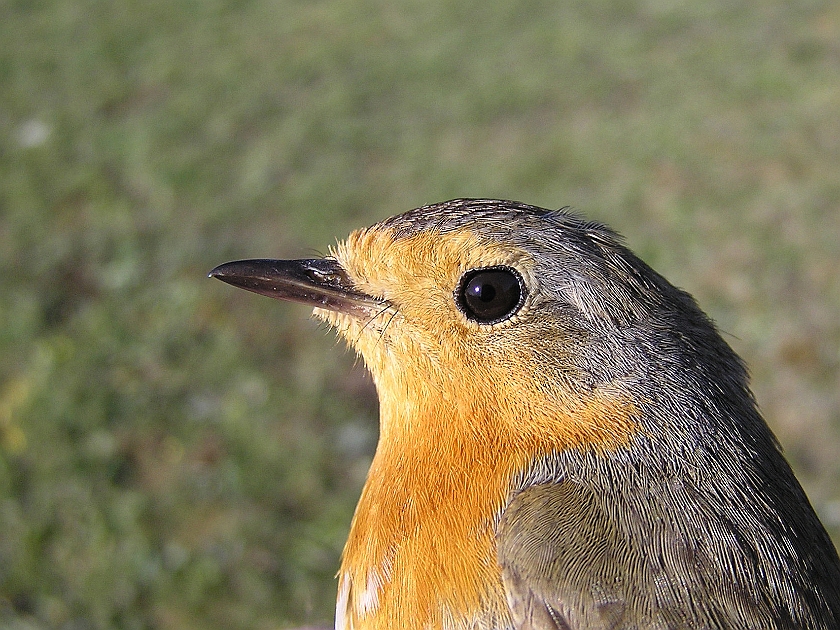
1, 0, 838, 627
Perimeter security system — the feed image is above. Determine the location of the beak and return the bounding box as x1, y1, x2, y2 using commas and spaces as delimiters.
209, 258, 384, 318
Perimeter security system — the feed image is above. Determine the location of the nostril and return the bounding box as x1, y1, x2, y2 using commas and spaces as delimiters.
304, 259, 353, 289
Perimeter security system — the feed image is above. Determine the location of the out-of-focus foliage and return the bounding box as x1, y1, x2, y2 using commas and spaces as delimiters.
1, 0, 838, 627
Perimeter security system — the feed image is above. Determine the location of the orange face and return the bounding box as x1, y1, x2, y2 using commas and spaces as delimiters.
322, 224, 640, 629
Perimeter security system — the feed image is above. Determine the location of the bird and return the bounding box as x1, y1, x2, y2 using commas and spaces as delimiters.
210, 199, 840, 629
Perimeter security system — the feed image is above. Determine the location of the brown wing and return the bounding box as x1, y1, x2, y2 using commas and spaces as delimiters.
496, 477, 840, 630
496, 482, 635, 630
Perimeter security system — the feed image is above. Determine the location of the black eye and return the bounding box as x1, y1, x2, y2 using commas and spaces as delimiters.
456, 267, 525, 324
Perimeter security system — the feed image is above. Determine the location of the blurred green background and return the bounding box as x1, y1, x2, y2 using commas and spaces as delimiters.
1, 0, 839, 628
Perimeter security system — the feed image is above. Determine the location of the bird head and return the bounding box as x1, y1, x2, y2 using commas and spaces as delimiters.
210, 199, 840, 628
209, 200, 675, 459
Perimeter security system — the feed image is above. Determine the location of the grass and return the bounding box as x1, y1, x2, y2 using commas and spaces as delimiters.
1, 0, 839, 627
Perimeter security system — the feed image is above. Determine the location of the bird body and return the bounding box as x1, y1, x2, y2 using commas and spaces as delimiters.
211, 199, 840, 629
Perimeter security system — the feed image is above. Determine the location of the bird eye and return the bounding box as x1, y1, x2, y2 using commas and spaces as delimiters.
456, 267, 525, 324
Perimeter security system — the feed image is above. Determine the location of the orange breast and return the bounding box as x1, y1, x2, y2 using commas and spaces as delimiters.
337, 386, 639, 629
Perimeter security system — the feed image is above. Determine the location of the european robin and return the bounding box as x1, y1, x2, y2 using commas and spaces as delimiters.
210, 199, 840, 629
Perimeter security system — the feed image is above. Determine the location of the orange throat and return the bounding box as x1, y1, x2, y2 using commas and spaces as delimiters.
337, 411, 519, 630
335, 390, 639, 629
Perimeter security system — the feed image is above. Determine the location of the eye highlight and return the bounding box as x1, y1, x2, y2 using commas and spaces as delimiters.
456, 267, 525, 324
